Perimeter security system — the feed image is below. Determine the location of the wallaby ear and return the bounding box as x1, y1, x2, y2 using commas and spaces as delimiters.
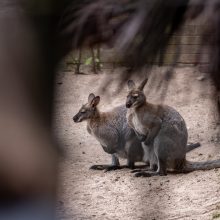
127, 80, 136, 90
88, 93, 95, 104
91, 96, 100, 107
138, 78, 148, 91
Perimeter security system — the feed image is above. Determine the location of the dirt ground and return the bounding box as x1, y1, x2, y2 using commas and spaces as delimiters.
54, 66, 220, 220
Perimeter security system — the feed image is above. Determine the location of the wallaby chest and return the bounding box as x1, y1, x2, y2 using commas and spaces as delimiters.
87, 119, 118, 148
128, 106, 162, 136
87, 122, 103, 139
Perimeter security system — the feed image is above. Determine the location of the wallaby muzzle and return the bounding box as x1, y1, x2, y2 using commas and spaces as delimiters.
126, 101, 132, 108
73, 114, 81, 123
126, 95, 133, 108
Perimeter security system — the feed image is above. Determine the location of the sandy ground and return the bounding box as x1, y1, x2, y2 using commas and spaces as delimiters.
54, 66, 220, 220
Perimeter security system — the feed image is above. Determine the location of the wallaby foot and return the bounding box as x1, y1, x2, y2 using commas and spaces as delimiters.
131, 168, 150, 173
134, 158, 167, 177
134, 171, 154, 177
134, 170, 167, 177
131, 163, 157, 173
89, 164, 122, 171
131, 168, 154, 173
89, 165, 110, 170
104, 165, 122, 172
131, 167, 153, 173
90, 154, 121, 172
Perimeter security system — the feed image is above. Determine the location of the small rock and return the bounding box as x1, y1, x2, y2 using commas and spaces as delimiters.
114, 177, 120, 181
198, 153, 203, 156
197, 76, 205, 81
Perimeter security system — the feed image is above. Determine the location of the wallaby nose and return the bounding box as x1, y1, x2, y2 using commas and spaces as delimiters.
73, 115, 78, 122
126, 102, 132, 108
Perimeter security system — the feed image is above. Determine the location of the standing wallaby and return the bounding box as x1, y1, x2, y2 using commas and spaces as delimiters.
73, 93, 144, 171
73, 93, 200, 172
126, 78, 220, 177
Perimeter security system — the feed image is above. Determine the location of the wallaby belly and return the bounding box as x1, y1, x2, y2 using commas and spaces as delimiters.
132, 114, 149, 135
142, 143, 157, 164
153, 115, 188, 169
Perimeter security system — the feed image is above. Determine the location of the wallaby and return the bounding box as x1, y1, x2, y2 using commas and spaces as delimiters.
73, 93, 200, 172
73, 93, 144, 171
126, 78, 220, 177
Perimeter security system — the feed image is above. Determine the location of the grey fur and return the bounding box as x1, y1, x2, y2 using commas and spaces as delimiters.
126, 79, 218, 177
73, 94, 144, 171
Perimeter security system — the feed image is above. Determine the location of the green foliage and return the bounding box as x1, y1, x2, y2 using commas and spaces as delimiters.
73, 58, 79, 64
69, 48, 102, 71
213, 212, 220, 219
85, 57, 93, 65
84, 55, 102, 67
70, 55, 80, 65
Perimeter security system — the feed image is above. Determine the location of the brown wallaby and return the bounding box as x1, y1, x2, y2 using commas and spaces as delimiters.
126, 78, 220, 177
73, 93, 200, 172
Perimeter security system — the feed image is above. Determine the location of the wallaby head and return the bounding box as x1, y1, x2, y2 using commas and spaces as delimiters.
126, 78, 148, 108
73, 93, 100, 123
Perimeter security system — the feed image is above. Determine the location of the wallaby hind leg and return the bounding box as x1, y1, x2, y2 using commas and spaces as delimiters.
126, 160, 135, 169
134, 138, 168, 177
90, 154, 122, 172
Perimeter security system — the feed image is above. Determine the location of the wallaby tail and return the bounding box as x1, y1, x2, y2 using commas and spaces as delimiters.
186, 142, 201, 152
182, 159, 220, 173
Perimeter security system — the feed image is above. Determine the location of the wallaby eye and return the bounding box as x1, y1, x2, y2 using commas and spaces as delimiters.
81, 109, 86, 113
132, 93, 139, 98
